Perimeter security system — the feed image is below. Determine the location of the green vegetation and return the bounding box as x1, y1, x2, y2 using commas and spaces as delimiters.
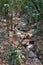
0, 0, 43, 65
4, 46, 24, 65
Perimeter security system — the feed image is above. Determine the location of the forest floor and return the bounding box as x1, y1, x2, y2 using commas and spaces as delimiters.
0, 17, 43, 65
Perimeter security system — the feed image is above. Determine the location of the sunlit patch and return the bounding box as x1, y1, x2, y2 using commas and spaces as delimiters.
27, 44, 33, 50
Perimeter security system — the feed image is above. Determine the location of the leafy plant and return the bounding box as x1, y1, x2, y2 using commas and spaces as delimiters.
4, 45, 24, 65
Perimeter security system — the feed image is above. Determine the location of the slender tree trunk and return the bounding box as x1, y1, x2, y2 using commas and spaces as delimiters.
6, 14, 9, 37
11, 12, 13, 31
39, 14, 43, 31
5, 7, 9, 37
5, 0, 9, 37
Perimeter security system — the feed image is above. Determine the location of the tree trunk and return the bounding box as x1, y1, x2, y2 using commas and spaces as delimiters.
5, 7, 9, 37
38, 13, 43, 31
11, 12, 13, 31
